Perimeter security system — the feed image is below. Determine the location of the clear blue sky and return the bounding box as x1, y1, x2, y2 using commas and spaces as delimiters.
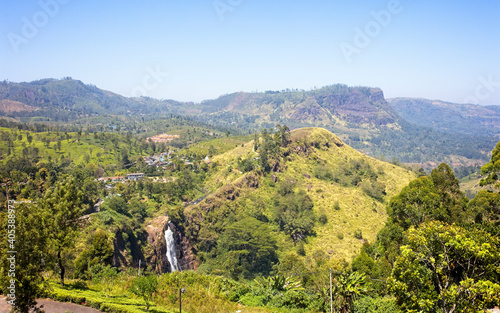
1, 0, 499, 105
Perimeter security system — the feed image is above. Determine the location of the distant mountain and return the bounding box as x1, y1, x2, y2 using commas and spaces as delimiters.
0, 78, 185, 121
196, 85, 398, 127
0, 78, 496, 165
0, 80, 398, 127
387, 98, 500, 137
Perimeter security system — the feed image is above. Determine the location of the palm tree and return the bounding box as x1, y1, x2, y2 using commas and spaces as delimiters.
333, 272, 367, 313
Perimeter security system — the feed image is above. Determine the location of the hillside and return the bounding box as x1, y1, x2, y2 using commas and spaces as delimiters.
184, 128, 416, 266
0, 78, 185, 121
387, 97, 500, 137
0, 79, 496, 164
197, 85, 398, 127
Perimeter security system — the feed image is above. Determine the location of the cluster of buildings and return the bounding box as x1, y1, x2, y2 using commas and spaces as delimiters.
97, 172, 145, 182
143, 150, 211, 168
143, 151, 174, 167
96, 148, 213, 185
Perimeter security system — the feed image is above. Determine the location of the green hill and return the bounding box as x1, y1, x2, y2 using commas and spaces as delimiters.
184, 127, 416, 268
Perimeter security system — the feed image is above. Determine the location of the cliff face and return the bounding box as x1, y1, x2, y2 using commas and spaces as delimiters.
144, 216, 170, 273
168, 222, 198, 271
321, 88, 396, 125
113, 215, 197, 273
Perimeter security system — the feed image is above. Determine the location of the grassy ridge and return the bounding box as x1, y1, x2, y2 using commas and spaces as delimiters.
194, 127, 416, 263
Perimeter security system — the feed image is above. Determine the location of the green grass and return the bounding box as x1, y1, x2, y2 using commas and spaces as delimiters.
46, 272, 298, 313
48, 280, 174, 313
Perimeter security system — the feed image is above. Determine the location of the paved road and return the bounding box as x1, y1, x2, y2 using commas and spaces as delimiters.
0, 297, 103, 313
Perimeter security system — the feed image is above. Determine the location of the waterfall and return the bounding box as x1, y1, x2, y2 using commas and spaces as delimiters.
165, 225, 181, 272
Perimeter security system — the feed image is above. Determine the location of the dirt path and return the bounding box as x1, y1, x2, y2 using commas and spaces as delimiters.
0, 297, 103, 313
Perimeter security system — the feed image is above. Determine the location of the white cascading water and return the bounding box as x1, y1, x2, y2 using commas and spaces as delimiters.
165, 225, 181, 272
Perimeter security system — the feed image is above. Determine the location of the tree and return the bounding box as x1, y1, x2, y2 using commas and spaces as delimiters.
90, 264, 118, 298
388, 177, 444, 231
388, 221, 500, 313
466, 190, 500, 235
129, 275, 159, 311
273, 189, 315, 241
480, 140, 500, 187
276, 124, 291, 147
430, 163, 468, 223
75, 229, 114, 278
42, 176, 84, 286
253, 132, 260, 151
333, 272, 367, 313
105, 195, 128, 214
208, 145, 217, 158
216, 217, 278, 279
0, 202, 47, 313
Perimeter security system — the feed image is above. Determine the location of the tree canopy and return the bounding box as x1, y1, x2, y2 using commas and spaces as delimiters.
389, 221, 500, 313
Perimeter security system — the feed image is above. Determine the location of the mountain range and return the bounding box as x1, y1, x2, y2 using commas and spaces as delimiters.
0, 78, 498, 165
388, 97, 500, 137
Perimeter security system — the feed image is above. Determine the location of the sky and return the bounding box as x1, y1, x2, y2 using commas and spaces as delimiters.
0, 0, 499, 105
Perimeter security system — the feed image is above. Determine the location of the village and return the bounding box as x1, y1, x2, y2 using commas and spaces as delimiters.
97, 136, 213, 184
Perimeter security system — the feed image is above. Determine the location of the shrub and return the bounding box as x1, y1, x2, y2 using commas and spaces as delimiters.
334, 201, 341, 210
354, 229, 363, 239
318, 213, 328, 225
353, 296, 400, 313
128, 275, 159, 311
297, 241, 306, 256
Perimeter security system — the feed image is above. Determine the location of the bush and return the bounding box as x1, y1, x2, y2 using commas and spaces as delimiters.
297, 241, 306, 256
239, 294, 266, 307
318, 213, 328, 225
334, 201, 341, 210
361, 181, 386, 201
353, 296, 400, 313
354, 229, 363, 239
129, 275, 159, 311
71, 280, 88, 290
268, 290, 310, 309
313, 165, 334, 181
